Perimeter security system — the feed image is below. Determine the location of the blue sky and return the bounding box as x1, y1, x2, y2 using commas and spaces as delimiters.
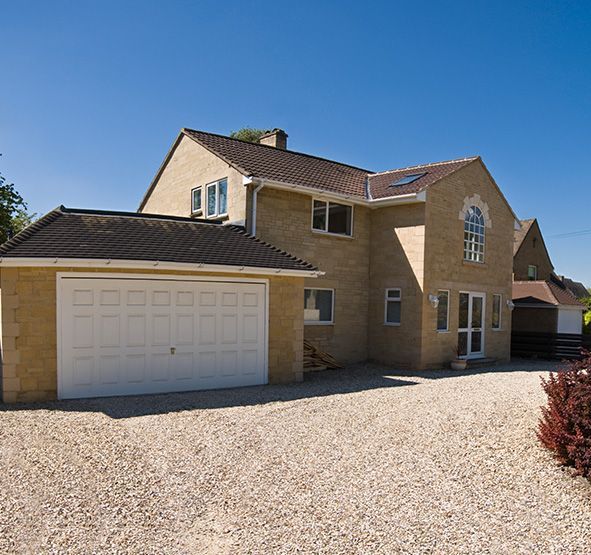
1, 1, 590, 283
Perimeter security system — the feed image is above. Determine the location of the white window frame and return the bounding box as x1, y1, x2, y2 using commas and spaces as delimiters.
384, 288, 401, 326
205, 178, 228, 218
527, 265, 538, 280
304, 287, 335, 325
311, 198, 354, 238
463, 206, 485, 263
191, 186, 203, 215
492, 293, 502, 330
436, 289, 450, 332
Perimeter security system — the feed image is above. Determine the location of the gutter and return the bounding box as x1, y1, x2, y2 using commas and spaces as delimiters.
0, 257, 324, 278
242, 176, 426, 208
251, 181, 264, 235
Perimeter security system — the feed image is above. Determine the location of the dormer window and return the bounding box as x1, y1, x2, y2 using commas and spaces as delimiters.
312, 199, 353, 236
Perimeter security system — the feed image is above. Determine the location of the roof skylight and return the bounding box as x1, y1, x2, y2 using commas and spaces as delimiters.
389, 172, 428, 187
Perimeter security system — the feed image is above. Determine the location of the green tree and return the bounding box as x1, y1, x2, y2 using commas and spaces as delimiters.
0, 169, 35, 243
581, 296, 591, 334
229, 127, 271, 143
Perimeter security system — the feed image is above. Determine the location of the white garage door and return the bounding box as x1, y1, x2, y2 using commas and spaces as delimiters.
58, 276, 267, 399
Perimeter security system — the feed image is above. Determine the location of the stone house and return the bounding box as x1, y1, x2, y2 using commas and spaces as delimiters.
140, 128, 519, 370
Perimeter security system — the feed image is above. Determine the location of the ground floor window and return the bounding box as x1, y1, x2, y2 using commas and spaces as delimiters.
384, 288, 401, 325
492, 294, 502, 329
304, 288, 334, 324
437, 290, 449, 331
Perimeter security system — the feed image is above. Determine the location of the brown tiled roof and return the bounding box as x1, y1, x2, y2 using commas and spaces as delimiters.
513, 218, 535, 255
513, 280, 585, 307
183, 129, 371, 198
0, 207, 317, 272
559, 276, 589, 299
180, 129, 479, 201
367, 157, 478, 200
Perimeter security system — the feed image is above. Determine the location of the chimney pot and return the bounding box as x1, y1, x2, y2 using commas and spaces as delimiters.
259, 129, 288, 150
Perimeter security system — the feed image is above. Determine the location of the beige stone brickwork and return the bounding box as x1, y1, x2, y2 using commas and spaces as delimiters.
368, 203, 426, 368
255, 187, 370, 365
513, 220, 554, 281
421, 160, 515, 368
0, 267, 303, 403
140, 135, 247, 223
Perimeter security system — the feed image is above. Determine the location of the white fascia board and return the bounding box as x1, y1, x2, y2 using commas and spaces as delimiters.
244, 176, 426, 207
0, 257, 323, 278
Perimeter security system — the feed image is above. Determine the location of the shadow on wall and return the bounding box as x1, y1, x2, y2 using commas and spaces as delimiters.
0, 360, 555, 419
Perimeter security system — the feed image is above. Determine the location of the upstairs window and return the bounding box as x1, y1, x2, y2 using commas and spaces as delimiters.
389, 172, 427, 187
464, 206, 485, 263
191, 187, 202, 215
527, 265, 538, 280
206, 178, 228, 218
312, 199, 353, 236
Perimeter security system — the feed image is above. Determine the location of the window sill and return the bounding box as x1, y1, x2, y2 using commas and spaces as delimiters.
436, 329, 450, 334
492, 328, 503, 332
206, 214, 229, 221
384, 322, 401, 327
305, 321, 334, 326
311, 229, 354, 240
191, 211, 203, 218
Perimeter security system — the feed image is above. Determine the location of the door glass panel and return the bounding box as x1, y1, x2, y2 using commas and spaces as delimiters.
471, 331, 482, 353
459, 293, 469, 328
458, 331, 468, 356
471, 296, 483, 328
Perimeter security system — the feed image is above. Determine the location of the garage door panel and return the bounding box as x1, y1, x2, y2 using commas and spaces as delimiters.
221, 314, 238, 343
127, 314, 146, 347
126, 354, 146, 383
152, 314, 171, 346
99, 355, 120, 385
175, 314, 194, 345
73, 356, 94, 386
100, 314, 120, 347
73, 315, 94, 348
59, 278, 267, 399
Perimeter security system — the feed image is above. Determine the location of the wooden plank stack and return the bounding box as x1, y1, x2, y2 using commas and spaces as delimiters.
303, 340, 343, 371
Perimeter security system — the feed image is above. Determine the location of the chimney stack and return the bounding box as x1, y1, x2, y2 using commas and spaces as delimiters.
259, 128, 288, 150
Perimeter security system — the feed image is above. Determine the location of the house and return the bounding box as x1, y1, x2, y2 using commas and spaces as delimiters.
140, 128, 518, 369
511, 217, 586, 358
557, 276, 589, 300
0, 127, 520, 402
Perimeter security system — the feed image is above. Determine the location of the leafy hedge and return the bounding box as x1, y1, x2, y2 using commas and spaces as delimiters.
538, 353, 591, 479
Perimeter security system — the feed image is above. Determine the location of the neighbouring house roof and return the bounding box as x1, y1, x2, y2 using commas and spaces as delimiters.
139, 128, 484, 210
559, 276, 589, 299
513, 218, 535, 255
513, 280, 585, 308
0, 207, 318, 273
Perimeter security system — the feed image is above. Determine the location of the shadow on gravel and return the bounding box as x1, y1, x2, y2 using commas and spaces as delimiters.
0, 364, 419, 419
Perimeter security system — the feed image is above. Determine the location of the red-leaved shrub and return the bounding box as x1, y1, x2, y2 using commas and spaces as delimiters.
538, 352, 591, 479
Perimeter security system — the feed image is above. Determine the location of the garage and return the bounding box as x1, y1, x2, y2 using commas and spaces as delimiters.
59, 275, 267, 399
0, 206, 319, 402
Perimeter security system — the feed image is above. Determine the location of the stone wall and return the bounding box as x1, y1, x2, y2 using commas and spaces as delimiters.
255, 187, 370, 364
140, 134, 247, 223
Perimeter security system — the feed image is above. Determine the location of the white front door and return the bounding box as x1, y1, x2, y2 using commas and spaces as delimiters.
458, 292, 485, 359
58, 276, 268, 399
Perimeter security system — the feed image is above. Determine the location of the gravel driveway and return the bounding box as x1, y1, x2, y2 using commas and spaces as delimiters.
1, 360, 590, 554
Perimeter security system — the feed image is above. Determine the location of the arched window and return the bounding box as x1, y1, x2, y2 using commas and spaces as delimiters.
464, 206, 485, 262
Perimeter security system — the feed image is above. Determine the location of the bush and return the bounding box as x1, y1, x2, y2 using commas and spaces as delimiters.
538, 353, 591, 479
